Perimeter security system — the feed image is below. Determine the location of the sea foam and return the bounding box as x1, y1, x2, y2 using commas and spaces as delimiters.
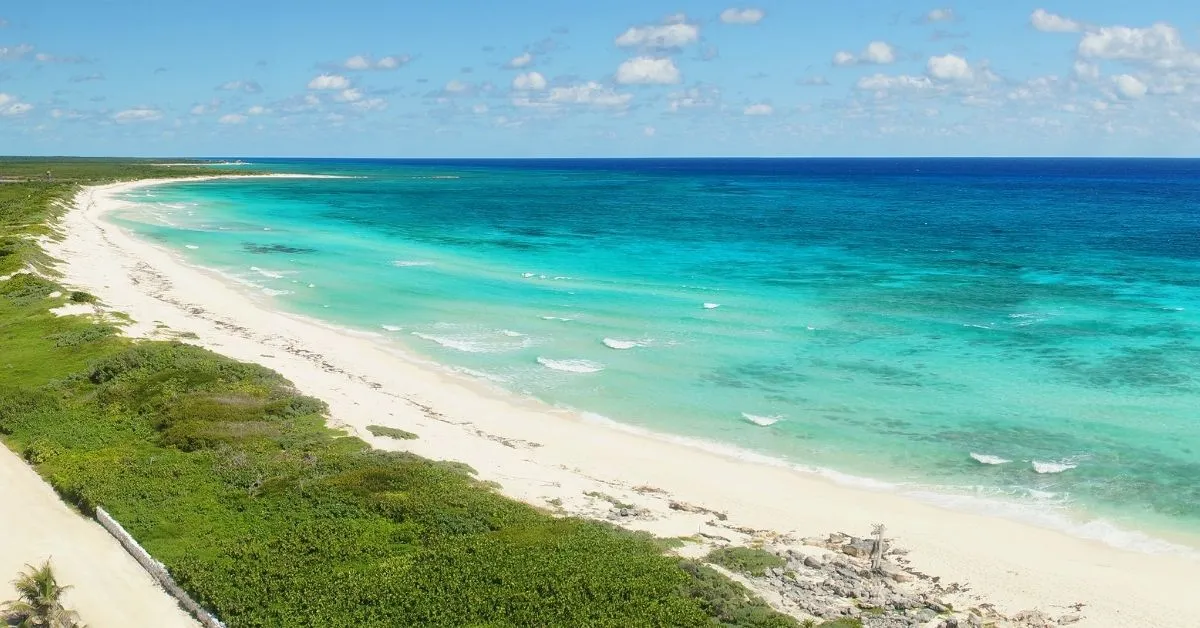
1033, 460, 1078, 474
537, 358, 605, 373
703, 302, 721, 309
603, 338, 639, 350
393, 260, 434, 267
741, 413, 782, 427
970, 453, 1012, 465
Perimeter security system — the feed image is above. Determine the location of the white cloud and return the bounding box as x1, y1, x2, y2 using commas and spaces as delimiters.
0, 93, 32, 116
644, 126, 657, 136
35, 52, 87, 64
512, 71, 547, 91
1073, 60, 1100, 81
344, 55, 371, 70
720, 8, 764, 25
190, 100, 220, 115
352, 98, 387, 111
538, 82, 633, 108
247, 105, 268, 115
218, 80, 262, 93
925, 8, 956, 23
50, 108, 87, 120
927, 54, 973, 81
1114, 74, 1148, 99
219, 113, 248, 125
615, 21, 700, 50
308, 74, 351, 90
834, 41, 896, 66
507, 52, 533, 68
743, 103, 773, 116
376, 55, 409, 70
472, 103, 489, 114
0, 44, 33, 60
1078, 23, 1200, 69
1031, 9, 1081, 33
616, 56, 681, 85
444, 79, 470, 93
335, 88, 363, 102
668, 85, 720, 112
345, 54, 409, 70
857, 74, 935, 90
113, 107, 162, 123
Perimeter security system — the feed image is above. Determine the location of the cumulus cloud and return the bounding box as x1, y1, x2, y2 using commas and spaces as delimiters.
667, 85, 720, 111
1078, 23, 1200, 69
335, 88, 363, 102
1114, 74, 1148, 99
219, 113, 248, 125
1073, 60, 1100, 81
512, 71, 547, 91
345, 54, 409, 70
0, 93, 32, 116
927, 54, 973, 81
308, 74, 351, 90
472, 103, 489, 114
857, 74, 935, 90
616, 20, 699, 51
34, 52, 88, 64
0, 44, 33, 60
247, 105, 269, 115
720, 8, 764, 25
1031, 9, 1081, 33
517, 82, 632, 108
444, 79, 471, 93
113, 107, 162, 123
352, 98, 387, 111
218, 80, 263, 93
924, 8, 956, 23
644, 126, 657, 136
616, 56, 682, 84
833, 41, 896, 66
190, 100, 220, 115
743, 103, 773, 116
506, 52, 533, 68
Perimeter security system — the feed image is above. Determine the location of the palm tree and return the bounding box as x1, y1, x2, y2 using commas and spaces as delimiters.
2, 560, 84, 628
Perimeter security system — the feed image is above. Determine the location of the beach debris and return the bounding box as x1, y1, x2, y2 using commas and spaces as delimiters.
669, 500, 729, 521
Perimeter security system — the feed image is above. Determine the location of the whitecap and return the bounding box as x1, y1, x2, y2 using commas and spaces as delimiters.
249, 266, 286, 279
741, 413, 782, 427
1033, 460, 1078, 474
307, 283, 316, 288
522, 272, 535, 278
970, 453, 1012, 465
501, 330, 524, 337
261, 288, 291, 297
393, 260, 434, 268
703, 303, 721, 309
381, 325, 403, 332
536, 357, 604, 373
412, 332, 492, 353
540, 316, 574, 322
185, 245, 200, 250
602, 338, 639, 350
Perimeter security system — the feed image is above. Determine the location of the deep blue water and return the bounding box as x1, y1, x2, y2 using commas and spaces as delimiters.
115, 158, 1200, 552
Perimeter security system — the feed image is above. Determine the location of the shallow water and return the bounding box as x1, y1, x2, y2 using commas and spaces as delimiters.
113, 159, 1200, 550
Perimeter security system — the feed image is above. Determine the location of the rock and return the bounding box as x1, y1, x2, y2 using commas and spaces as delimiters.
926, 602, 950, 614
1057, 615, 1083, 625
768, 567, 784, 578
913, 608, 938, 623
879, 562, 913, 583
804, 555, 824, 569
936, 619, 959, 628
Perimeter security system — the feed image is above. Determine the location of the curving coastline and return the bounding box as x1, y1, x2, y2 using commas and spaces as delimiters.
47, 176, 1200, 626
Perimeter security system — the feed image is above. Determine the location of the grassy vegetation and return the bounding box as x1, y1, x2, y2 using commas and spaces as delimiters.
366, 424, 419, 440
706, 546, 787, 577
0, 164, 800, 627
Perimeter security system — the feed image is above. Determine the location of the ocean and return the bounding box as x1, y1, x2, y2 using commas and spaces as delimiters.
112, 158, 1200, 552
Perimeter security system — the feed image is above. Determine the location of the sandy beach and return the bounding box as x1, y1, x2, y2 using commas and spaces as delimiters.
40, 176, 1200, 627
0, 446, 198, 628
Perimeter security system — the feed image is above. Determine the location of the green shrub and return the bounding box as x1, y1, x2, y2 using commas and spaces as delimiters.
69, 291, 96, 303
366, 424, 419, 440
706, 546, 787, 577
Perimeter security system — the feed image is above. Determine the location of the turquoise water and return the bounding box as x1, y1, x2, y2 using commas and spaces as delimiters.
113, 159, 1200, 551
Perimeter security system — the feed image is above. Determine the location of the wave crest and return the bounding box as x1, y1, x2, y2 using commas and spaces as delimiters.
537, 357, 605, 373
741, 413, 782, 427
970, 453, 1012, 465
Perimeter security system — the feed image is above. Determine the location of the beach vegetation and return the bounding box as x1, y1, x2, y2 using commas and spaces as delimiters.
67, 291, 96, 304
366, 424, 419, 440
817, 620, 863, 628
0, 167, 801, 627
706, 546, 787, 577
1, 560, 84, 628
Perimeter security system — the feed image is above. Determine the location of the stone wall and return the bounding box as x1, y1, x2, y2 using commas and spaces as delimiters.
94, 507, 225, 628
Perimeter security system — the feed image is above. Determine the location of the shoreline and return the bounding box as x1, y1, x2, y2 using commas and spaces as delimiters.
47, 176, 1200, 626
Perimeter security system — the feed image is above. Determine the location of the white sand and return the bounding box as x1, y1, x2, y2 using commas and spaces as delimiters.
0, 446, 198, 628
40, 176, 1200, 627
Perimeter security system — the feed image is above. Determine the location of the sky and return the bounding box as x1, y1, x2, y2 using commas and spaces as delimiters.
1, 1, 1199, 157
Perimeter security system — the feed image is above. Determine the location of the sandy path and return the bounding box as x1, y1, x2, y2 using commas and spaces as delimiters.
0, 447, 198, 628
40, 177, 1200, 628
